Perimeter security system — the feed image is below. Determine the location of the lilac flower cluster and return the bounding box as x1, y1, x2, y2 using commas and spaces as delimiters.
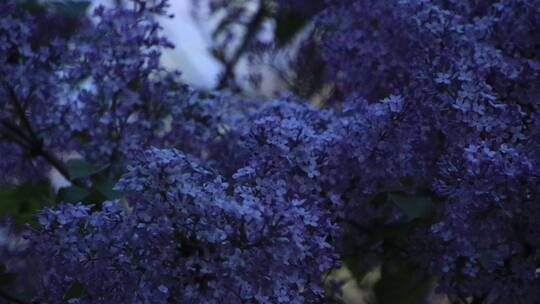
58, 0, 189, 172
300, 0, 540, 301
0, 1, 69, 183
3, 3, 340, 300
57, 1, 261, 178
32, 147, 339, 303
0, 0, 246, 182
1, 0, 540, 302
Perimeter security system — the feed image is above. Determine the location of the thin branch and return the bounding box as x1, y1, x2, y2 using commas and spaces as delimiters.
0, 122, 33, 150
0, 120, 34, 148
1, 84, 87, 189
215, 1, 267, 90
5, 85, 36, 143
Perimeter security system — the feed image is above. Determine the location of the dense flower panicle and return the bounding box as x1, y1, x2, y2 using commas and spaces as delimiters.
304, 0, 540, 300
0, 143, 43, 185
2, 0, 540, 302
426, 149, 540, 302
33, 202, 140, 303
58, 1, 260, 177
238, 97, 335, 183
233, 97, 344, 235
59, 1, 184, 171
328, 96, 431, 191
0, 0, 247, 181
0, 1, 71, 183
32, 148, 339, 303
219, 96, 415, 273
164, 90, 256, 172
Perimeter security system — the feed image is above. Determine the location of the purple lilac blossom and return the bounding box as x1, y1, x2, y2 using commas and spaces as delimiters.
0, 1, 70, 183
305, 0, 540, 300
1, 0, 540, 302
32, 147, 339, 303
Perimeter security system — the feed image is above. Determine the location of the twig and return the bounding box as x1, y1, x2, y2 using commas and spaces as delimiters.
1, 84, 87, 189
215, 1, 267, 90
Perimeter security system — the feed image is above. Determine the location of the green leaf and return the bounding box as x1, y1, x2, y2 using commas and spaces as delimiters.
388, 192, 433, 221
49, 1, 91, 19
342, 257, 381, 289
274, 11, 308, 46
19, 0, 48, 14
57, 186, 90, 203
0, 263, 17, 286
66, 159, 106, 179
82, 176, 121, 204
64, 281, 85, 300
374, 260, 433, 304
0, 181, 53, 224
94, 177, 122, 200
0, 272, 17, 286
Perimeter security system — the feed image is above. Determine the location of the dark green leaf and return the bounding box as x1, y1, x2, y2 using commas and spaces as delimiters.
57, 186, 90, 203
274, 11, 309, 46
388, 193, 433, 221
66, 159, 106, 179
374, 260, 433, 304
19, 0, 48, 14
49, 1, 91, 18
0, 263, 17, 286
399, 176, 415, 188
342, 257, 379, 289
0, 181, 52, 224
0, 272, 17, 286
94, 177, 121, 200
64, 281, 85, 300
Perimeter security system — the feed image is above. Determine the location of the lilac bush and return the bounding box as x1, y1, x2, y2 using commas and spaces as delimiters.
33, 147, 339, 303
309, 0, 540, 302
0, 0, 539, 303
